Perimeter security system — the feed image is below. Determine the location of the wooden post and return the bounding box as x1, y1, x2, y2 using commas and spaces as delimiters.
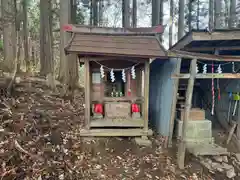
236, 99, 240, 139
177, 58, 197, 169
84, 58, 91, 129
168, 58, 182, 147
143, 60, 150, 133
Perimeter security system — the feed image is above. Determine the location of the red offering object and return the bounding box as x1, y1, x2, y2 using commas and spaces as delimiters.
94, 104, 103, 114
153, 25, 164, 33
131, 104, 140, 113
63, 24, 73, 31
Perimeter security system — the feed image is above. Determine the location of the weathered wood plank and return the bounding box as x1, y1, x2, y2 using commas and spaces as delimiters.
168, 50, 240, 62
177, 58, 197, 169
79, 128, 153, 137
90, 119, 144, 127
172, 73, 240, 79
63, 24, 165, 34
91, 96, 144, 102
184, 46, 240, 52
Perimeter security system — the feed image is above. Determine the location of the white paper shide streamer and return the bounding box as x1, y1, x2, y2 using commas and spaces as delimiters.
232, 62, 236, 73
216, 64, 222, 74
122, 69, 126, 83
203, 64, 207, 74
131, 66, 136, 79
100, 65, 105, 78
196, 63, 199, 73
110, 69, 115, 82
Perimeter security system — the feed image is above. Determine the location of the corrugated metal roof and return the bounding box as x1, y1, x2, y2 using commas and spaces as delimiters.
65, 33, 166, 58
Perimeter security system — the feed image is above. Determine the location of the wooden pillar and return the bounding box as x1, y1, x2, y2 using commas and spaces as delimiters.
143, 60, 150, 132
168, 57, 182, 147
177, 58, 197, 169
84, 59, 91, 129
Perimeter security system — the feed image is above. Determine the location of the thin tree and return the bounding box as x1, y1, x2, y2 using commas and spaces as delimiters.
169, 0, 174, 47
188, 0, 193, 31
40, 0, 55, 89
132, 0, 137, 27
22, 0, 30, 72
178, 0, 185, 40
229, 0, 237, 28
209, 0, 214, 30
2, 0, 16, 72
59, 0, 79, 95
122, 0, 130, 28
92, 0, 98, 26
214, 0, 222, 28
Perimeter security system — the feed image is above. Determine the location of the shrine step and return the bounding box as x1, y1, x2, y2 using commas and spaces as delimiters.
90, 119, 144, 127
79, 128, 153, 137
187, 143, 229, 156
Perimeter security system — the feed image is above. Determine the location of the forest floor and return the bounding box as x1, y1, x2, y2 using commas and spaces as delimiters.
0, 75, 239, 180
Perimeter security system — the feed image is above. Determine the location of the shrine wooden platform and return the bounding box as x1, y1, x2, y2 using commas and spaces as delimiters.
90, 118, 144, 127
79, 128, 153, 137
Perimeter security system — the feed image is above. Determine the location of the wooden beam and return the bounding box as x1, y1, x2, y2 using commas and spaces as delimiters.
170, 32, 193, 50
63, 24, 165, 34
143, 60, 150, 132
172, 73, 240, 79
184, 46, 240, 52
177, 59, 197, 169
84, 58, 91, 129
78, 56, 148, 63
168, 50, 240, 62
79, 128, 153, 137
90, 119, 144, 127
193, 31, 240, 41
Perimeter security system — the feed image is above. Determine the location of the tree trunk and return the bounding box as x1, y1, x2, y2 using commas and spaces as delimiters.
229, 0, 236, 28
14, 0, 21, 73
92, 0, 98, 26
152, 0, 157, 26
169, 0, 174, 47
197, 0, 200, 29
152, 0, 163, 41
214, 0, 222, 29
132, 0, 137, 27
2, 0, 16, 72
59, 0, 69, 81
40, 0, 45, 75
178, 0, 185, 40
59, 0, 79, 94
22, 0, 30, 72
122, 0, 130, 28
99, 0, 103, 26
40, 0, 55, 89
188, 0, 193, 31
209, 0, 214, 30
159, 0, 164, 25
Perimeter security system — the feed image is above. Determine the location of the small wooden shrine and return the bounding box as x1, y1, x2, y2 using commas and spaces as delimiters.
64, 24, 166, 137
168, 29, 240, 169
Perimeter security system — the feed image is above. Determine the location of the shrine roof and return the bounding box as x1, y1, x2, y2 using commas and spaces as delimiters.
170, 29, 240, 52
64, 25, 167, 58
